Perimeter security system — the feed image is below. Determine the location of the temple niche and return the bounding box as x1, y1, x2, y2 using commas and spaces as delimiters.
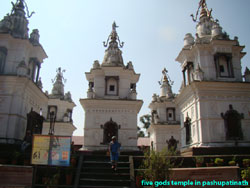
221, 105, 244, 140
166, 136, 179, 151
184, 116, 192, 145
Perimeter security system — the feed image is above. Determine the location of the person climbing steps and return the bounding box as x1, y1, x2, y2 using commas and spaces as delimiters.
109, 136, 121, 171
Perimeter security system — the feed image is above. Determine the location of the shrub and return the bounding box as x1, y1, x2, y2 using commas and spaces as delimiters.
228, 161, 236, 166
241, 167, 250, 180
243, 159, 250, 167
214, 158, 224, 166
140, 148, 174, 182
195, 156, 204, 164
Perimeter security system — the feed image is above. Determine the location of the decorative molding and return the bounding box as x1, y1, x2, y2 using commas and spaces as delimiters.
90, 109, 133, 113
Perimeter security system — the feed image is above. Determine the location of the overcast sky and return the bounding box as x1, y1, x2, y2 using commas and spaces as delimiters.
1, 0, 250, 136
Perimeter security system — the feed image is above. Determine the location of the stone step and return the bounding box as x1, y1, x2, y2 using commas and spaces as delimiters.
83, 161, 130, 168
81, 172, 130, 180
77, 154, 132, 188
81, 167, 130, 174
84, 155, 129, 162
79, 178, 131, 187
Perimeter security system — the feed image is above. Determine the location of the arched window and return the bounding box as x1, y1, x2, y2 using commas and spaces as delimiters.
221, 105, 244, 140
0, 47, 7, 74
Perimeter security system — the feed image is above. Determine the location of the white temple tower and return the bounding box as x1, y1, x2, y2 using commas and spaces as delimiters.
175, 0, 250, 155
42, 68, 76, 136
80, 22, 143, 151
148, 68, 181, 152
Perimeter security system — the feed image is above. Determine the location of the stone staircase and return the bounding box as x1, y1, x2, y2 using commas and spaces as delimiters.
77, 154, 132, 188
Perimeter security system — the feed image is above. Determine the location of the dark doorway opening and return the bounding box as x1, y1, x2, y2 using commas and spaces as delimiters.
103, 118, 118, 144
184, 116, 192, 145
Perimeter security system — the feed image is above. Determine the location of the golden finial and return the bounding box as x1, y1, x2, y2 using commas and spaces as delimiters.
191, 0, 213, 22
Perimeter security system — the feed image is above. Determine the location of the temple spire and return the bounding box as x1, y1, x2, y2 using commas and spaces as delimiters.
102, 22, 124, 67
0, 0, 35, 39
11, 0, 35, 18
191, 0, 213, 22
103, 21, 124, 49
189, 0, 226, 40
51, 67, 66, 98
159, 68, 173, 98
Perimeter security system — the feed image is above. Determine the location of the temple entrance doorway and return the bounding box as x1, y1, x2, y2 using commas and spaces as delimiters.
103, 118, 118, 144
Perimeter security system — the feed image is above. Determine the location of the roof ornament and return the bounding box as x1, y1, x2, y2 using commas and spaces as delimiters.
51, 67, 67, 97
158, 68, 174, 86
52, 67, 67, 84
191, 0, 212, 22
11, 0, 35, 18
103, 21, 124, 48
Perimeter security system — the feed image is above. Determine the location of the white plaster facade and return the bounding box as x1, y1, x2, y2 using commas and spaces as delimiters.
175, 81, 250, 149
80, 22, 143, 151
0, 76, 48, 142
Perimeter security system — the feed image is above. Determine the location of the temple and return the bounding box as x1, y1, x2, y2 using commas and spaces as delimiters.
42, 68, 76, 136
169, 0, 249, 155
0, 0, 76, 145
80, 22, 143, 151
148, 68, 181, 152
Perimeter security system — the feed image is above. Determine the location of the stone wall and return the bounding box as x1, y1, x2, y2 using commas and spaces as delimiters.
169, 166, 240, 188
0, 165, 33, 188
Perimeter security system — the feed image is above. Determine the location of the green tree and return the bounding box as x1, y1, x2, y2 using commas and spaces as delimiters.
137, 130, 145, 137
140, 114, 151, 129
137, 114, 151, 137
